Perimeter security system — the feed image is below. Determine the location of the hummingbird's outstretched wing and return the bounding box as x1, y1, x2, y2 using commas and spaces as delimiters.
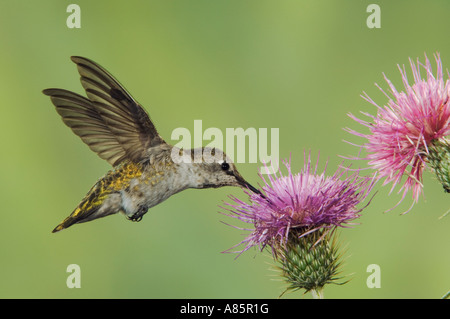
43, 56, 166, 166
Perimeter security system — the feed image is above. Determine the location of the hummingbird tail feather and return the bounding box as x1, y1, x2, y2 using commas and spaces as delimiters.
52, 216, 77, 233
52, 205, 91, 233
51, 182, 122, 233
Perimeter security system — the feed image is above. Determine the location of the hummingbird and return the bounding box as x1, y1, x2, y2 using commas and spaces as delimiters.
43, 56, 261, 233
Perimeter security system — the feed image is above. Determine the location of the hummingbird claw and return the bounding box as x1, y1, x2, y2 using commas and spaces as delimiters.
127, 205, 148, 222
127, 215, 143, 222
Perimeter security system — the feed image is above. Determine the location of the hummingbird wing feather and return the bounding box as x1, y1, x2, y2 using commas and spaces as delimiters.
43, 88, 128, 165
43, 56, 166, 166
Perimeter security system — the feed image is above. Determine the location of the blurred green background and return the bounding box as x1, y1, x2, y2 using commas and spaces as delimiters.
0, 0, 448, 299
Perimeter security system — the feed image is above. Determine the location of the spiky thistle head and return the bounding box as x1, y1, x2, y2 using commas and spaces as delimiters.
221, 152, 374, 297
222, 152, 375, 256
346, 53, 450, 210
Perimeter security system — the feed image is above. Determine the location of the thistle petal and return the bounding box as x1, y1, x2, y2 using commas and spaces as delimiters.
347, 53, 450, 209
222, 152, 375, 255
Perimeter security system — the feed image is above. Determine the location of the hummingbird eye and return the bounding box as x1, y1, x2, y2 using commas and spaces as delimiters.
221, 162, 230, 171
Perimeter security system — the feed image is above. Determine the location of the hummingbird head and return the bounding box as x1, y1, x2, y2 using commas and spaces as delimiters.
187, 147, 262, 196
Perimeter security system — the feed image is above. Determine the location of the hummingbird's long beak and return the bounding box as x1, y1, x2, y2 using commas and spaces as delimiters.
233, 173, 265, 198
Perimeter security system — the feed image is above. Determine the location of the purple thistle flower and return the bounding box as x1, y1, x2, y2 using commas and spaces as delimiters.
346, 54, 450, 210
222, 153, 375, 255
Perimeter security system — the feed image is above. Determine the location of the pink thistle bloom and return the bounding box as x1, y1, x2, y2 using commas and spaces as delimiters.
221, 153, 375, 255
346, 54, 450, 209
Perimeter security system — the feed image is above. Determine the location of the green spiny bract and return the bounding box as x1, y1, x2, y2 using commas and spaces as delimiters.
427, 138, 450, 193
276, 228, 345, 294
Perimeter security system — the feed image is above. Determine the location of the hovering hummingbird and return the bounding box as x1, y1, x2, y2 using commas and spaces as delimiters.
43, 56, 261, 233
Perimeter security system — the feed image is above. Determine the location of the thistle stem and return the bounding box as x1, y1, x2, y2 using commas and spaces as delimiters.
311, 288, 324, 299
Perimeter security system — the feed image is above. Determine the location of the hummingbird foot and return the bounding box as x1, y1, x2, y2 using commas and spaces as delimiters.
128, 215, 143, 222
127, 205, 148, 222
